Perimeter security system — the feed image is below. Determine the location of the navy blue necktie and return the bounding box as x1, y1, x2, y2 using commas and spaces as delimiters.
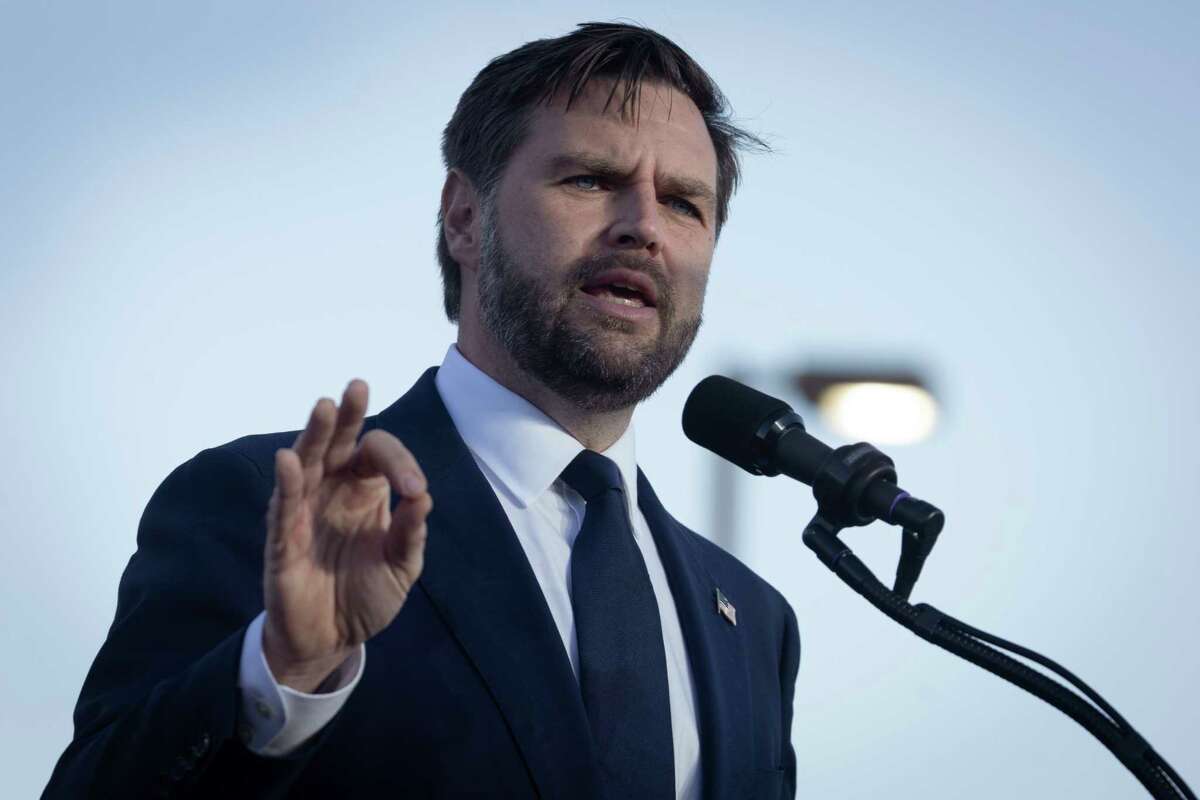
561, 450, 674, 799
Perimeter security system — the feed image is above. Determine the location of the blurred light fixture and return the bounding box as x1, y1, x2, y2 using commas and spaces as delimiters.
795, 369, 939, 445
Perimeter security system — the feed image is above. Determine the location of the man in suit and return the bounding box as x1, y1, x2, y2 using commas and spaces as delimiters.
46, 22, 800, 799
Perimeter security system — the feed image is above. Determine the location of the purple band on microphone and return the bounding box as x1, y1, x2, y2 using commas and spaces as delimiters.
888, 491, 911, 521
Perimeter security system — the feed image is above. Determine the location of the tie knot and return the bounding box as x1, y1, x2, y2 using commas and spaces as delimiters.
560, 450, 624, 501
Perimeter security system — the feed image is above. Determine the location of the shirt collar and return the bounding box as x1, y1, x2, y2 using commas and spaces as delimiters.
434, 344, 640, 511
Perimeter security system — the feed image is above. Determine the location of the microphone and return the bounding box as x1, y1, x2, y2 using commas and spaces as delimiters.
682, 374, 943, 536
685, 380, 1198, 796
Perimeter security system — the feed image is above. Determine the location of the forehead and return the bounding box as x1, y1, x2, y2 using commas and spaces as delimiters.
512, 80, 718, 186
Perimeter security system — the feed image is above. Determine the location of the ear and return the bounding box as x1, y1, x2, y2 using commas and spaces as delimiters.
441, 169, 482, 274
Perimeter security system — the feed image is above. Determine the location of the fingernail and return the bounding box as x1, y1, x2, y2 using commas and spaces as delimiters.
402, 474, 424, 496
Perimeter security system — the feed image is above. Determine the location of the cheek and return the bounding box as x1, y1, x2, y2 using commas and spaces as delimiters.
507, 193, 593, 265
671, 262, 711, 313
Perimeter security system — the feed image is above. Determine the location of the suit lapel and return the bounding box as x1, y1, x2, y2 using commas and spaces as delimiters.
638, 468, 754, 800
377, 368, 602, 799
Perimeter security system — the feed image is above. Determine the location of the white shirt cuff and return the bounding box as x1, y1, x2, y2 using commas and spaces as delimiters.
236, 610, 365, 757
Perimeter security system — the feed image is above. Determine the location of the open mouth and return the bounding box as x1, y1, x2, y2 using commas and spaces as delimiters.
581, 283, 654, 308
579, 268, 659, 309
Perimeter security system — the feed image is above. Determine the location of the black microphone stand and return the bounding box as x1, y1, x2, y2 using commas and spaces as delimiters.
800, 442, 1195, 800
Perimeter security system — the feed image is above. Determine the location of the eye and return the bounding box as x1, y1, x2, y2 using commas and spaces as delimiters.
666, 197, 702, 219
567, 175, 605, 191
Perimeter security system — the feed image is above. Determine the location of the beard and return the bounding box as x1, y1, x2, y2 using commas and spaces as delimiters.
476, 207, 704, 413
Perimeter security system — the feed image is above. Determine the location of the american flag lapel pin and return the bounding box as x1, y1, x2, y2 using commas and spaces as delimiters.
715, 588, 737, 626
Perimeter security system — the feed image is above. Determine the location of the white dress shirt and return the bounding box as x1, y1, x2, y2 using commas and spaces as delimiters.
237, 344, 702, 798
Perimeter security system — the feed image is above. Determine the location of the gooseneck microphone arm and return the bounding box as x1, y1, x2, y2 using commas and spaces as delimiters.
800, 517, 1194, 800
683, 375, 1195, 800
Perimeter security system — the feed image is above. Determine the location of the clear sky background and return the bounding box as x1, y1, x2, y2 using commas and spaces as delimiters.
3, 2, 1197, 797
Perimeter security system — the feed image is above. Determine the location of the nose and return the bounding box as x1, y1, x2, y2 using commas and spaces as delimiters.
606, 183, 661, 256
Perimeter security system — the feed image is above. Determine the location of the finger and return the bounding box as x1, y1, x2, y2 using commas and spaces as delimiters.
324, 379, 369, 473
346, 429, 428, 499
385, 490, 432, 583
267, 448, 309, 560
291, 396, 337, 485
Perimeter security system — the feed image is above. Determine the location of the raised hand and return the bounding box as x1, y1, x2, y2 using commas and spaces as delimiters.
261, 379, 432, 692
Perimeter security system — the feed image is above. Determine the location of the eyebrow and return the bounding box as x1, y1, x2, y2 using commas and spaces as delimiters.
547, 151, 717, 210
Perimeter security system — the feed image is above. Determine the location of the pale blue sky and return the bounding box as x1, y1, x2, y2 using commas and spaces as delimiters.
3, 3, 1197, 797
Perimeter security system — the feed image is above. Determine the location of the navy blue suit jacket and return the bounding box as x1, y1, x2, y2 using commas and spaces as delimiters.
46, 368, 800, 799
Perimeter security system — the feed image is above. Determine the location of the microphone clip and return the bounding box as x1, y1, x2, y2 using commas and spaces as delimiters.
800, 439, 943, 600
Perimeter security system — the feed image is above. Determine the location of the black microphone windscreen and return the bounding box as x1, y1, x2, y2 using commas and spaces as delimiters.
682, 375, 794, 474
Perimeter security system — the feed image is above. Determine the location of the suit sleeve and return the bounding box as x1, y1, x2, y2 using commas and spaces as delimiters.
43, 446, 326, 799
780, 601, 801, 799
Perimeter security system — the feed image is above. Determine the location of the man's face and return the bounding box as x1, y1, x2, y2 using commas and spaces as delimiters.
476, 80, 719, 412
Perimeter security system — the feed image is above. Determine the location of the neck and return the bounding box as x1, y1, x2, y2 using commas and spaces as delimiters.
455, 325, 633, 453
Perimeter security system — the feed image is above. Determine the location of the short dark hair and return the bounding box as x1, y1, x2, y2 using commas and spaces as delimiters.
436, 22, 765, 323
